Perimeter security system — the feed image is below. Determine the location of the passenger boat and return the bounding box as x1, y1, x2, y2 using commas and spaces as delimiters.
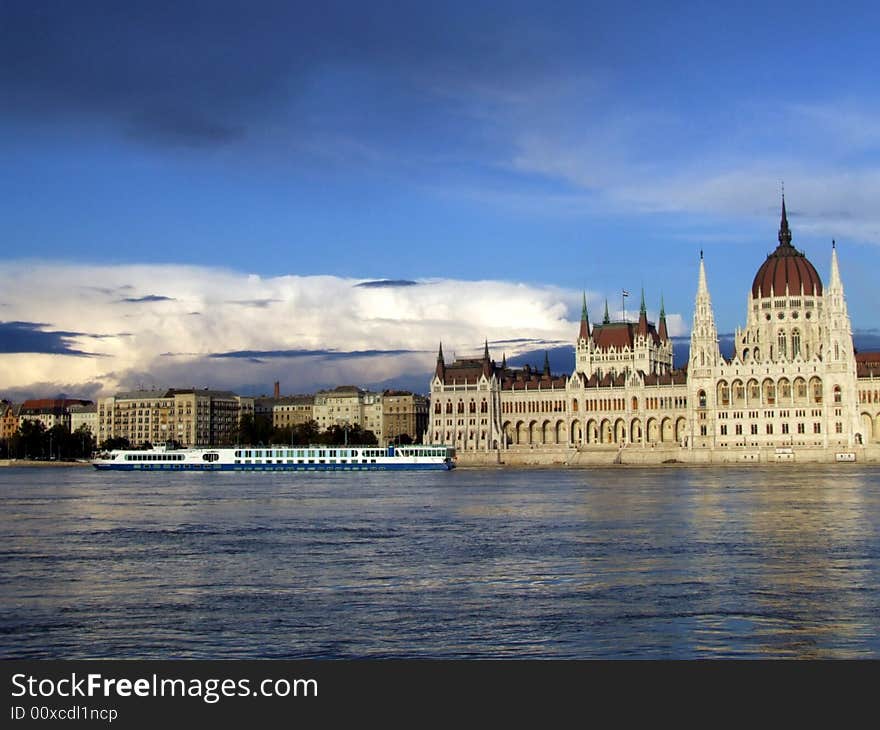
92, 443, 456, 471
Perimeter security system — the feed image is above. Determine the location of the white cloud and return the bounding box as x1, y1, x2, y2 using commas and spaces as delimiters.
0, 262, 689, 398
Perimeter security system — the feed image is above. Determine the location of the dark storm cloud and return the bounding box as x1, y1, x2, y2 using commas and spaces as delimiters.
0, 381, 105, 402
0, 1, 577, 149
119, 294, 176, 303
0, 321, 103, 356
506, 346, 574, 374
209, 348, 422, 360
355, 280, 419, 288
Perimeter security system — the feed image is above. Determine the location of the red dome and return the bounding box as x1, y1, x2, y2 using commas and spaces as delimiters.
751, 198, 823, 298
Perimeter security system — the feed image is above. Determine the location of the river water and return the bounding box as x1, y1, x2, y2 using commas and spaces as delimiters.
1, 465, 879, 659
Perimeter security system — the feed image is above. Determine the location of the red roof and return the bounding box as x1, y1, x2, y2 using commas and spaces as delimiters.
591, 322, 661, 350
752, 247, 822, 298
857, 352, 880, 378
20, 398, 91, 412
752, 199, 822, 298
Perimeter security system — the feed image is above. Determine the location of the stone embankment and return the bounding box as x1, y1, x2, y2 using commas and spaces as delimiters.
455, 444, 880, 467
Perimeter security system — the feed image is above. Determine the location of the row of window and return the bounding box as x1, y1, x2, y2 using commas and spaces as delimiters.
714, 422, 830, 436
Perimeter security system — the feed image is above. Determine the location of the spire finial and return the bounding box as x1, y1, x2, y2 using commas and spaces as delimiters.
778, 191, 792, 247
639, 286, 646, 315
603, 299, 610, 324
660, 293, 666, 318
437, 341, 444, 361
832, 238, 836, 249
483, 338, 490, 361
700, 248, 703, 260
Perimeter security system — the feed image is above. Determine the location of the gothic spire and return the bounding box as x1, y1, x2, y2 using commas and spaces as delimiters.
435, 342, 445, 380
543, 351, 551, 377
690, 252, 720, 368
829, 240, 843, 290
483, 338, 490, 361
637, 286, 649, 336
578, 291, 590, 340
778, 193, 793, 247
658, 294, 668, 341
603, 299, 610, 324
697, 253, 709, 298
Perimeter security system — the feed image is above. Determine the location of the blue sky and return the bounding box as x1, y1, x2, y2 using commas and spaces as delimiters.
2, 1, 880, 397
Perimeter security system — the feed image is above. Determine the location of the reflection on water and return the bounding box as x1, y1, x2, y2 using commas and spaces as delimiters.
1, 466, 878, 658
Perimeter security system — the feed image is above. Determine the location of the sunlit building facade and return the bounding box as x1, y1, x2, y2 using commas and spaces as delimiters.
430, 199, 878, 461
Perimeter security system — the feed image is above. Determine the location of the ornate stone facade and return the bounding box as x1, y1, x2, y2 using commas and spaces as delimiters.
429, 199, 879, 462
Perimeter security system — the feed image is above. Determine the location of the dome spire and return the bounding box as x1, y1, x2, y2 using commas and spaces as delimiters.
778, 192, 793, 247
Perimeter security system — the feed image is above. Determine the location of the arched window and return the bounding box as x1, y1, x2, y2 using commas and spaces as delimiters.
835, 342, 840, 360
792, 329, 801, 359
445, 402, 452, 414
833, 386, 842, 404
778, 330, 787, 359
698, 390, 706, 408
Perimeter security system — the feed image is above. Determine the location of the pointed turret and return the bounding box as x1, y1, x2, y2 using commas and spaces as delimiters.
578, 291, 590, 340
658, 294, 668, 341
829, 239, 843, 291
543, 351, 551, 377
603, 299, 610, 324
637, 286, 649, 336
690, 252, 721, 369
482, 338, 491, 377
501, 352, 507, 369
435, 342, 445, 381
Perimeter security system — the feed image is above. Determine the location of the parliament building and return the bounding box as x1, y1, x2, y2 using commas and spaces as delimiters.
428, 199, 880, 464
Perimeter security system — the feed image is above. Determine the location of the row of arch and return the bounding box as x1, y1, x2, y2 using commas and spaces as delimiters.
502, 417, 688, 446
710, 376, 828, 408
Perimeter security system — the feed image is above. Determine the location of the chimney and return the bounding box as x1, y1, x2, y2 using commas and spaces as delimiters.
273, 381, 280, 399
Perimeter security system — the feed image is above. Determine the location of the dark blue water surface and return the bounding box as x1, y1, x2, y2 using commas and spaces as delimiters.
1, 465, 879, 659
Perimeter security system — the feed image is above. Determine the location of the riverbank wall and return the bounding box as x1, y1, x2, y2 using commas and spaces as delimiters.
456, 444, 880, 467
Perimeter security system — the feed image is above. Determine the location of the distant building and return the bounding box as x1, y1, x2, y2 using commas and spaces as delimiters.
18, 398, 92, 431
381, 391, 428, 445
272, 395, 315, 429
0, 401, 20, 441
253, 396, 277, 425
313, 386, 383, 438
69, 403, 98, 434
97, 389, 251, 447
